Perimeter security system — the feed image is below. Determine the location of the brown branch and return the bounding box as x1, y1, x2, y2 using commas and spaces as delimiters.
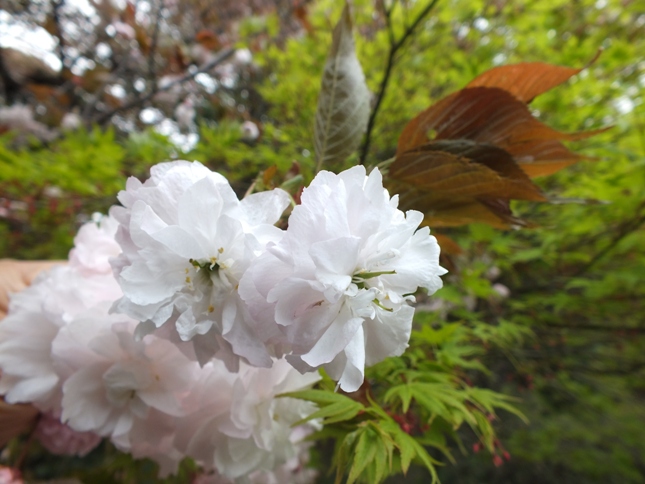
359, 0, 440, 165
571, 208, 645, 278
542, 323, 645, 333
51, 0, 67, 69
514, 203, 645, 295
95, 47, 235, 125
147, 0, 164, 92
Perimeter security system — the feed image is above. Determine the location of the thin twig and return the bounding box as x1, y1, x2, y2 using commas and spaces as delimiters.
14, 413, 41, 470
82, 59, 128, 124
359, 0, 440, 164
95, 47, 235, 125
51, 0, 67, 69
543, 323, 645, 333
571, 209, 645, 278
147, 0, 164, 92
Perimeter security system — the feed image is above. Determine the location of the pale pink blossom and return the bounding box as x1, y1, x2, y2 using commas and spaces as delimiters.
35, 412, 102, 456
0, 466, 23, 484
177, 359, 320, 479
69, 213, 121, 276
54, 314, 197, 442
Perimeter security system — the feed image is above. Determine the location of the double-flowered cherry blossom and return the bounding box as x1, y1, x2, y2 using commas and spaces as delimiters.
240, 166, 446, 391
110, 161, 290, 370
0, 214, 121, 411
176, 358, 320, 479
1, 205, 323, 480
34, 412, 102, 457
1, 159, 446, 479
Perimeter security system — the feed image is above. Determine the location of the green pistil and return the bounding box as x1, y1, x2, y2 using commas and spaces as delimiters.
189, 258, 220, 273
354, 270, 396, 280
372, 299, 393, 312
352, 270, 396, 289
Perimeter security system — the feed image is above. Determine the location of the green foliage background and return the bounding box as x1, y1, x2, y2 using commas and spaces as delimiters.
1, 0, 644, 482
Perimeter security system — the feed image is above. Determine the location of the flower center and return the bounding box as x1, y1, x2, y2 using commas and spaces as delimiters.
351, 269, 397, 312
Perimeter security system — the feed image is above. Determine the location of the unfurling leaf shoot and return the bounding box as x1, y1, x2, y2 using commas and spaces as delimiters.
313, 3, 370, 172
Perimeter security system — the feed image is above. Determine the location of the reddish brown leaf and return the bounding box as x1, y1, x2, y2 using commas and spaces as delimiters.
511, 138, 586, 177
390, 141, 545, 201
123, 2, 137, 25
465, 62, 582, 103
398, 87, 601, 155
25, 84, 56, 102
433, 233, 463, 255
196, 30, 221, 51
396, 86, 607, 182
294, 4, 314, 34
103, 93, 123, 109
389, 60, 606, 227
167, 45, 189, 74
81, 66, 111, 93
135, 25, 150, 55
465, 52, 601, 104
262, 165, 277, 186
387, 141, 544, 227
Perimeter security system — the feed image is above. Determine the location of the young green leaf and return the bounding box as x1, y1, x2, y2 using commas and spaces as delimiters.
282, 389, 365, 425
313, 2, 370, 172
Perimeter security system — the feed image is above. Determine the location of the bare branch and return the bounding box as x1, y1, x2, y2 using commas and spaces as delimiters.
95, 47, 235, 125
359, 0, 440, 164
147, 0, 164, 92
571, 209, 645, 277
51, 0, 67, 69
543, 323, 645, 334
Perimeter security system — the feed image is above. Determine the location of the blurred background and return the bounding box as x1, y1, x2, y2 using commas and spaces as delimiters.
0, 0, 644, 482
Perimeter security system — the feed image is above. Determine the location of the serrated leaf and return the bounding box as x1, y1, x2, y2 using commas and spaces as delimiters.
347, 427, 378, 484
293, 400, 364, 426
381, 421, 415, 474
384, 420, 441, 481
396, 86, 605, 168
373, 427, 396, 482
465, 61, 586, 103
280, 388, 359, 405
466, 387, 528, 423
384, 384, 413, 413
313, 2, 370, 170
391, 140, 546, 201
388, 138, 549, 228
388, 60, 608, 227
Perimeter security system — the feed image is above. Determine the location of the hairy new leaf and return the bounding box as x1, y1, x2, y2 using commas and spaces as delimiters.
313, 3, 370, 171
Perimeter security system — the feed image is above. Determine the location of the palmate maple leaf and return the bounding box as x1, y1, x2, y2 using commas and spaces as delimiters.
386, 60, 607, 229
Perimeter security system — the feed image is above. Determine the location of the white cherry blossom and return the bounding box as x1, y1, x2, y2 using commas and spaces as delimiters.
240, 166, 446, 391
110, 160, 290, 370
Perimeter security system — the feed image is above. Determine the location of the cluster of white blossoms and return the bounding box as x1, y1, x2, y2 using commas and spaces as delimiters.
0, 160, 445, 478
111, 161, 445, 392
